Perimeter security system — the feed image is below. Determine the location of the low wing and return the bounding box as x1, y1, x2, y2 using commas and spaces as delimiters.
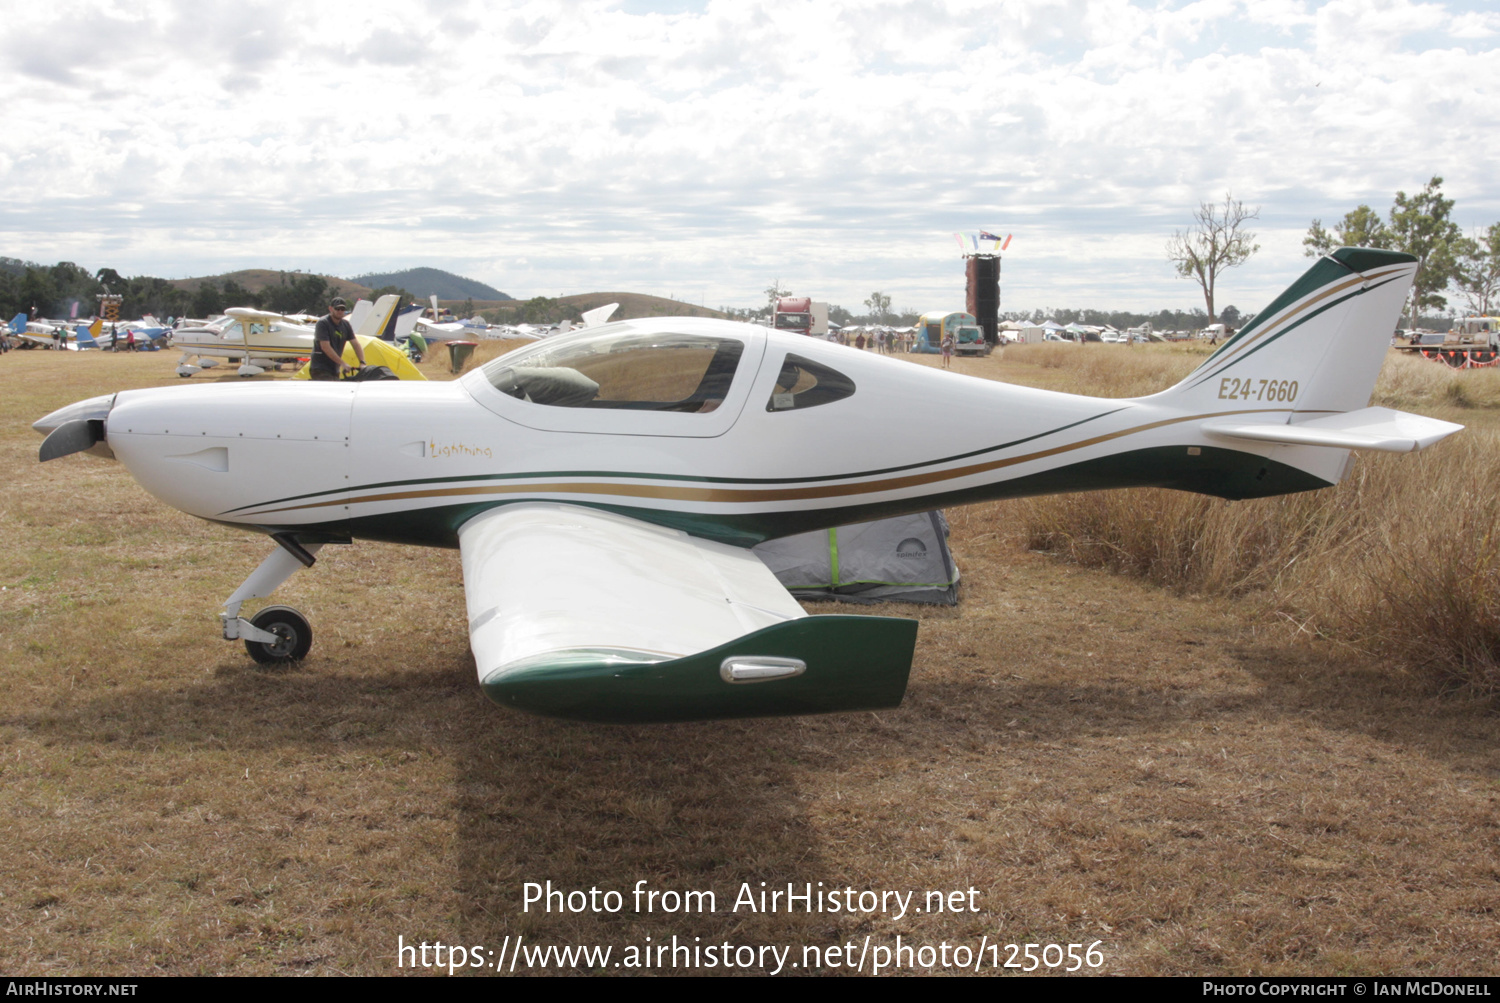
457, 503, 916, 722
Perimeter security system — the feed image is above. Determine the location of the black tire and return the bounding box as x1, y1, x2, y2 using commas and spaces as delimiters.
244, 605, 312, 664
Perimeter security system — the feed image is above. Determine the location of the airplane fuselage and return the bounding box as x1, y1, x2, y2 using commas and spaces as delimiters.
171, 322, 314, 362
101, 319, 1339, 549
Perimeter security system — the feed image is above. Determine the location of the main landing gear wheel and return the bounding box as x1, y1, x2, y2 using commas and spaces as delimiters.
244, 605, 312, 664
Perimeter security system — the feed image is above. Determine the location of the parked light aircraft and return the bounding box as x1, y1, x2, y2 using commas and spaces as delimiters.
13, 315, 73, 348
71, 318, 105, 349
413, 295, 471, 342
346, 298, 422, 342
172, 295, 401, 377
34, 249, 1462, 723
9, 313, 171, 351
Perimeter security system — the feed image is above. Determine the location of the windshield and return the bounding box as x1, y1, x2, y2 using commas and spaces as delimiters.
482, 330, 745, 412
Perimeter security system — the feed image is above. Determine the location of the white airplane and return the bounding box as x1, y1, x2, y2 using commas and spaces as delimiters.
12, 314, 74, 348
172, 296, 401, 377
413, 295, 471, 342
9, 312, 172, 350
347, 298, 422, 342
34, 249, 1462, 723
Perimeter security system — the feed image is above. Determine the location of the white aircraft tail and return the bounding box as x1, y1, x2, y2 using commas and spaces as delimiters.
1143, 247, 1461, 457
355, 294, 401, 341
395, 304, 422, 340
348, 299, 374, 331
582, 302, 619, 328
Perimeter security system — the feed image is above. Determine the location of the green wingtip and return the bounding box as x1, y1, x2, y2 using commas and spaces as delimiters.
481, 614, 918, 723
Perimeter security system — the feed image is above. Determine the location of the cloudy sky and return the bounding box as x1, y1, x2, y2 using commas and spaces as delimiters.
2, 0, 1497, 314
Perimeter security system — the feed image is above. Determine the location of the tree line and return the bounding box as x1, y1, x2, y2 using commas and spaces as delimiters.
1303, 176, 1500, 324
1164, 181, 1495, 332
720, 280, 1248, 332
0, 259, 336, 321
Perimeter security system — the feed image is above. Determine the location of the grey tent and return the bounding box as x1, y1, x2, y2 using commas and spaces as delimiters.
752, 511, 960, 605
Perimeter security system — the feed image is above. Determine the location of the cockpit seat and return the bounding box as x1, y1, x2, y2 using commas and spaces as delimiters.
494, 366, 601, 407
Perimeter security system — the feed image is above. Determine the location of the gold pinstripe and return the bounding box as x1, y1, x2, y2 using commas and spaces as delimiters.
239, 406, 1311, 517
1204, 262, 1411, 372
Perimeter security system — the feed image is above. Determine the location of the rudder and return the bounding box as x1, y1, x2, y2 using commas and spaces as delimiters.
1145, 247, 1418, 417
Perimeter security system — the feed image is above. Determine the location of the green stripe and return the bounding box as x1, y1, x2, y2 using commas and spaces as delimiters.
218, 407, 1128, 516
1185, 274, 1406, 390
248, 443, 1333, 550
1193, 256, 1355, 369
793, 579, 957, 589
828, 528, 840, 587
1186, 285, 1365, 389
1187, 249, 1414, 382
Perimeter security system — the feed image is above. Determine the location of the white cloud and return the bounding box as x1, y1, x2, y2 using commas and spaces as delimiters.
0, 0, 1495, 312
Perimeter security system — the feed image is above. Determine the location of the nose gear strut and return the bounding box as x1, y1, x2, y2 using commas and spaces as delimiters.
220, 536, 325, 662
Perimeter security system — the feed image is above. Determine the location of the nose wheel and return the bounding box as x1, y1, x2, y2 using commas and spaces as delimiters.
221, 538, 324, 663
244, 605, 313, 664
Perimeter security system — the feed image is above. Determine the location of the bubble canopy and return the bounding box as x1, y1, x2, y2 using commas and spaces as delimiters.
463, 319, 768, 437
481, 324, 745, 413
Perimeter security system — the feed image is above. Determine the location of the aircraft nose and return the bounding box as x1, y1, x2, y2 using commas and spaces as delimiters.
33, 393, 116, 436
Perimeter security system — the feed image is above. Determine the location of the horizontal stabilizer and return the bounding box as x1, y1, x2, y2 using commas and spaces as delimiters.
1203, 407, 1463, 453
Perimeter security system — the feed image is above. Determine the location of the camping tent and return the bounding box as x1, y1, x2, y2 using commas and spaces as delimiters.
752, 511, 960, 605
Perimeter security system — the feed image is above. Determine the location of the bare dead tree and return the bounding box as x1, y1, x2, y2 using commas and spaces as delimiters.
1167, 194, 1260, 325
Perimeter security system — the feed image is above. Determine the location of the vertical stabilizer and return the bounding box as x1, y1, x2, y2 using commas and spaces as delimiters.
355, 294, 401, 341
1144, 248, 1418, 418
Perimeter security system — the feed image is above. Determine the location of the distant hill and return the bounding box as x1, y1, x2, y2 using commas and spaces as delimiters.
350, 267, 511, 301
478, 291, 725, 322
170, 269, 371, 301
162, 269, 714, 321
563, 292, 725, 320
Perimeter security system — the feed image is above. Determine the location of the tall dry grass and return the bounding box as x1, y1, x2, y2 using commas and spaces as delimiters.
1372, 350, 1500, 410
1006, 349, 1500, 691
1002, 342, 1211, 397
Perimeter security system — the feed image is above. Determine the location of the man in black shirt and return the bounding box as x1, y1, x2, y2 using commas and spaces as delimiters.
311, 297, 367, 381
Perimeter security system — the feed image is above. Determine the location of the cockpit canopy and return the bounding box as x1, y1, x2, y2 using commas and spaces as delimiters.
465, 318, 858, 438
481, 327, 745, 413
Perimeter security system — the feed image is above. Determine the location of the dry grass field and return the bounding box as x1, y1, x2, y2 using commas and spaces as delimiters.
1, 342, 1497, 976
